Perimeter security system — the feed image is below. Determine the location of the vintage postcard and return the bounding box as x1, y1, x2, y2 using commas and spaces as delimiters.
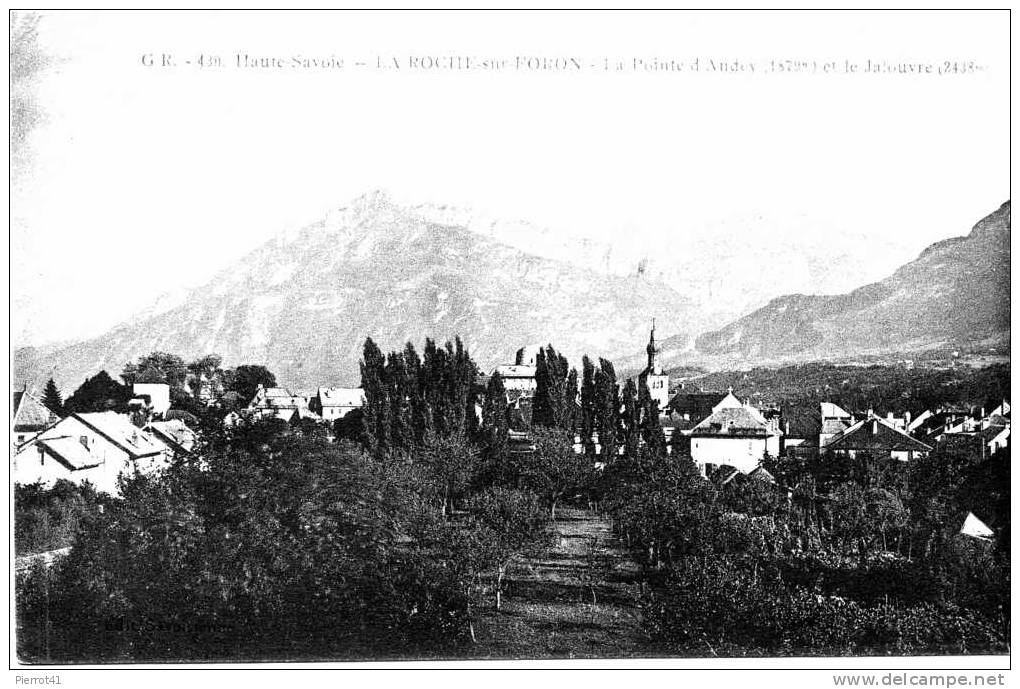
8, 8, 1011, 680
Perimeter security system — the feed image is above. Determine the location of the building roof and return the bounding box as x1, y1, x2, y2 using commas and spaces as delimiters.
690, 406, 774, 438
821, 417, 852, 436
975, 423, 1010, 446
666, 391, 728, 419
960, 512, 995, 541
317, 387, 365, 407
748, 466, 776, 483
12, 391, 59, 431
144, 420, 198, 453
820, 402, 852, 419
826, 416, 932, 453
493, 364, 536, 379
73, 412, 169, 458
33, 436, 104, 471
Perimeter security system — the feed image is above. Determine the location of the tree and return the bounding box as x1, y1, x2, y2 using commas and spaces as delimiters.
386, 350, 414, 452
515, 427, 593, 519
225, 364, 277, 407
826, 483, 908, 564
418, 431, 479, 517
63, 371, 132, 414
479, 374, 511, 485
621, 378, 641, 460
465, 487, 551, 610
639, 381, 667, 459
360, 338, 390, 454
533, 345, 572, 430
186, 354, 224, 397
121, 352, 188, 389
594, 358, 619, 462
580, 356, 598, 456
41, 378, 63, 416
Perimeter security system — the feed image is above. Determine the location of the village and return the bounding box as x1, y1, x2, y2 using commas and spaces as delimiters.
11, 323, 1010, 538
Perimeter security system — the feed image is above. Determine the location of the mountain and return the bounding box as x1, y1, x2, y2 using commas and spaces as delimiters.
414, 205, 910, 330
13, 192, 698, 391
692, 201, 1011, 366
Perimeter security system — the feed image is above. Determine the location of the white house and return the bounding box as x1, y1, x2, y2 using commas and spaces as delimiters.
312, 387, 366, 421
690, 403, 781, 475
13, 412, 172, 495
132, 383, 171, 416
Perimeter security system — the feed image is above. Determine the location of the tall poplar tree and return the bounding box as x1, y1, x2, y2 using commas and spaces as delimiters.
621, 378, 641, 459
580, 356, 597, 456
594, 358, 619, 462
480, 374, 511, 484
359, 337, 390, 454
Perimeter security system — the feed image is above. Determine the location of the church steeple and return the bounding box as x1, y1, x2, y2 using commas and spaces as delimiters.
646, 319, 660, 374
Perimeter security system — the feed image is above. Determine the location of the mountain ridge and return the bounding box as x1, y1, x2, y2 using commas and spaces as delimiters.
13, 192, 697, 391
690, 201, 1010, 367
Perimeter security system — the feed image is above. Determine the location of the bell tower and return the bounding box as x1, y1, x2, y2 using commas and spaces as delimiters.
646, 318, 661, 374
642, 320, 670, 412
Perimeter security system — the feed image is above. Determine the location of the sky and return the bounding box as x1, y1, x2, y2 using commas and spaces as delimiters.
10, 10, 1010, 347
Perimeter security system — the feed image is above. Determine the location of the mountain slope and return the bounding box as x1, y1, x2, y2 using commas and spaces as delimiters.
14, 192, 696, 391
694, 201, 1011, 364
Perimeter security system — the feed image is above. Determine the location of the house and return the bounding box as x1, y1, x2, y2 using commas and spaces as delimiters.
310, 387, 365, 421
823, 414, 932, 462
689, 403, 781, 475
909, 406, 975, 445
132, 383, 171, 416
939, 413, 1010, 458
13, 412, 172, 494
665, 388, 742, 434
819, 402, 854, 447
638, 322, 670, 413
247, 384, 319, 422
976, 422, 1010, 455
12, 388, 59, 449
248, 384, 312, 410
144, 419, 198, 455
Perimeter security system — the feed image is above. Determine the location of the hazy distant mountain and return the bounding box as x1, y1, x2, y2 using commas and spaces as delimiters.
416, 205, 911, 330
693, 201, 1011, 365
13, 192, 698, 391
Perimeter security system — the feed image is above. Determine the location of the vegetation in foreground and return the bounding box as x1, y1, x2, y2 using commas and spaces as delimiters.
15, 340, 1010, 660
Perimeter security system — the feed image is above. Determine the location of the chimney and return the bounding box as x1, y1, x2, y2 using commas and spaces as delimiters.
872, 420, 879, 435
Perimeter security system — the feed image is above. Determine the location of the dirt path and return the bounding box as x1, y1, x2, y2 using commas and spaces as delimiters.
469, 507, 648, 659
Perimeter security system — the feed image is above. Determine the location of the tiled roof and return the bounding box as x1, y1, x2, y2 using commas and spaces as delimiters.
826, 416, 932, 453
34, 436, 105, 471
75, 412, 169, 458
691, 406, 773, 438
12, 392, 59, 431
317, 387, 365, 407
144, 420, 197, 452
975, 424, 1009, 445
822, 417, 852, 436
666, 392, 727, 418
